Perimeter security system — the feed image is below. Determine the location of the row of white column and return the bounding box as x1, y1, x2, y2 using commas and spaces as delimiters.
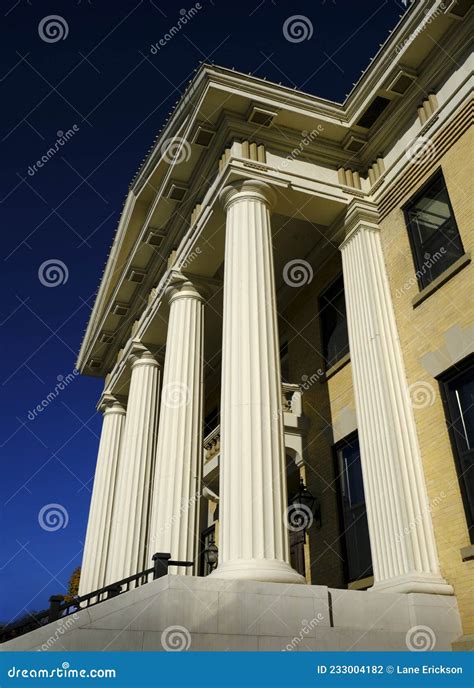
79, 181, 451, 597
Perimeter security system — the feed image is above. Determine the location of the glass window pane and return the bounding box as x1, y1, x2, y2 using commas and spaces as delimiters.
441, 359, 474, 543
320, 276, 349, 367
452, 372, 474, 451
343, 443, 366, 507
405, 171, 464, 289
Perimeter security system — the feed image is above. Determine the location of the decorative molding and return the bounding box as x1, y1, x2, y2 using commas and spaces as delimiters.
337, 167, 362, 190
367, 156, 385, 186
340, 197, 380, 246
417, 93, 439, 126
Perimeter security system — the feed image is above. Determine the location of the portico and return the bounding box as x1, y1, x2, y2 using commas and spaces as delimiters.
77, 136, 450, 596
70, 2, 474, 650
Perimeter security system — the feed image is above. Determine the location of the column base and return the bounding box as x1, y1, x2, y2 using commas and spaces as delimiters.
209, 558, 306, 584
371, 572, 454, 595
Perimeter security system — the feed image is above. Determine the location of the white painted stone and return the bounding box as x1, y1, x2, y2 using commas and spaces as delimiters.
1, 576, 462, 653
330, 588, 411, 631
106, 344, 161, 584
148, 272, 205, 574
340, 199, 453, 596
259, 635, 315, 652
212, 180, 304, 584
66, 628, 144, 652
79, 394, 126, 596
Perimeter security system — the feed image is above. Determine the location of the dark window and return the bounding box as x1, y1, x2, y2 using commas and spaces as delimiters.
204, 407, 219, 436
335, 434, 373, 583
439, 356, 474, 544
319, 275, 349, 368
356, 96, 391, 129
280, 339, 290, 383
404, 170, 464, 290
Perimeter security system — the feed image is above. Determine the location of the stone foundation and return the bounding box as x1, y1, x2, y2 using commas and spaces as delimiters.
1, 575, 463, 652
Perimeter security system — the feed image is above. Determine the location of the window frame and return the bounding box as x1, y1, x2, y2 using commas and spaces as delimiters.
438, 355, 474, 544
403, 168, 464, 291
318, 273, 350, 370
333, 432, 373, 584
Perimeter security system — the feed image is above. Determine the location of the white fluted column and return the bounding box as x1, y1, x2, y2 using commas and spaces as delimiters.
79, 394, 126, 596
148, 271, 204, 574
340, 199, 452, 595
211, 180, 304, 583
105, 344, 161, 584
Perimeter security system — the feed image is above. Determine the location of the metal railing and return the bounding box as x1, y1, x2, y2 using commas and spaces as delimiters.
0, 552, 192, 644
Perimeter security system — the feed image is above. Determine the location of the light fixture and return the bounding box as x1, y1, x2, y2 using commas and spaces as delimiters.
204, 538, 218, 572
290, 478, 321, 529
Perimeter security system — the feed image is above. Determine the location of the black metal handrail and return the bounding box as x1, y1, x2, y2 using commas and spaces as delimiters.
0, 553, 193, 644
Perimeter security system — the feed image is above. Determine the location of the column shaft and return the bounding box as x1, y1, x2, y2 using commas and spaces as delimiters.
212, 180, 304, 583
340, 200, 452, 594
79, 397, 125, 596
105, 347, 160, 584
148, 275, 204, 574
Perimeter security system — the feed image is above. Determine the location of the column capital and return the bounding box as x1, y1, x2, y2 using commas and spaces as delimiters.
128, 340, 160, 369
165, 269, 221, 304
219, 179, 277, 211
340, 198, 380, 250
97, 391, 126, 415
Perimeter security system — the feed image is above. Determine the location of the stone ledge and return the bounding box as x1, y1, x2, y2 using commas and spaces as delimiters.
460, 544, 474, 562
0, 575, 463, 652
412, 252, 471, 308
324, 353, 350, 380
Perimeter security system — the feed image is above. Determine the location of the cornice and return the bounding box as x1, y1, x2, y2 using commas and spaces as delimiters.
97, 390, 127, 414
77, 0, 470, 375
339, 198, 380, 250
165, 269, 222, 303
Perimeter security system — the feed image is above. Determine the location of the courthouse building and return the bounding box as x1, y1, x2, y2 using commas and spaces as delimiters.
6, 0, 472, 652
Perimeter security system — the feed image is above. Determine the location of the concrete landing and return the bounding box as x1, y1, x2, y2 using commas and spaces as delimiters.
1, 575, 463, 652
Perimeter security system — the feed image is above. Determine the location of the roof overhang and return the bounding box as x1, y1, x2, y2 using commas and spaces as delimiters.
76, 0, 470, 376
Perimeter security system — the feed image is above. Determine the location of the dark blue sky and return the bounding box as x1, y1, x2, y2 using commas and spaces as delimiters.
0, 0, 405, 623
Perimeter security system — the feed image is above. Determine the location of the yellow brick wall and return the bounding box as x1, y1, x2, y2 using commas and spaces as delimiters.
378, 126, 474, 635
281, 252, 349, 588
